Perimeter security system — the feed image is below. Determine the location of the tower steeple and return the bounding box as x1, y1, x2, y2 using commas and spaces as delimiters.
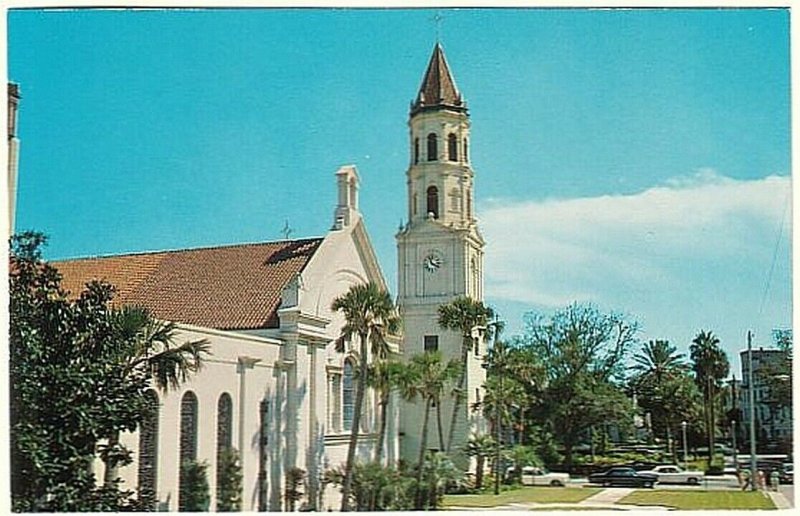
397, 45, 486, 468
411, 43, 466, 116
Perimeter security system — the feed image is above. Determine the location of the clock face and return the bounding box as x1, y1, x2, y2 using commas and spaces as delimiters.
423, 253, 442, 272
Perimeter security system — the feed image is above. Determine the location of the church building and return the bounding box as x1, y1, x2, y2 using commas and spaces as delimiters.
48, 43, 487, 511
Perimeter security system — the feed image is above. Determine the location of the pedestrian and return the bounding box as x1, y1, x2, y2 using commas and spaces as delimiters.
740, 469, 751, 491
770, 470, 780, 492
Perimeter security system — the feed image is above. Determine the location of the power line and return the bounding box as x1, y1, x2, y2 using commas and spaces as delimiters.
758, 187, 790, 316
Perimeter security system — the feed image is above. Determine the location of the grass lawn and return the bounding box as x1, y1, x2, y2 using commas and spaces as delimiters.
442, 487, 601, 508
619, 490, 776, 510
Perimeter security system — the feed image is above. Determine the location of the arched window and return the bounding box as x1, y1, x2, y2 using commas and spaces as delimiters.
448, 133, 458, 161
138, 390, 159, 509
427, 186, 439, 219
216, 393, 233, 506
343, 360, 355, 432
427, 133, 438, 161
414, 138, 420, 164
464, 138, 469, 162
178, 391, 199, 512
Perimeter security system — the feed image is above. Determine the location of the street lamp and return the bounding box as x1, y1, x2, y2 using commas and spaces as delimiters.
681, 421, 688, 469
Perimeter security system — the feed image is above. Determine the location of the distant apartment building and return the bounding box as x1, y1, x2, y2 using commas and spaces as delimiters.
739, 347, 793, 451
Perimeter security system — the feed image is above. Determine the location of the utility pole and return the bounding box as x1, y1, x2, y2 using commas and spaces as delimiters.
747, 331, 757, 491
731, 376, 738, 472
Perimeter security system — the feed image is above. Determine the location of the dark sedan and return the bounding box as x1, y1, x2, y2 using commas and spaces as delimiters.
588, 467, 657, 488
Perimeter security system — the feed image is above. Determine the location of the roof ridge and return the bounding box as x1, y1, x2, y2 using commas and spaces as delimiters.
52, 236, 325, 263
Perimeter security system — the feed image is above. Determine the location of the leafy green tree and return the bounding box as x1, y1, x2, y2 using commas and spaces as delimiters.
101, 305, 209, 486
465, 434, 495, 489
10, 232, 151, 511
216, 448, 242, 512
366, 359, 403, 463
326, 461, 415, 511
437, 297, 495, 453
179, 460, 210, 511
515, 303, 638, 471
395, 351, 460, 509
630, 340, 688, 461
331, 282, 400, 511
690, 331, 730, 460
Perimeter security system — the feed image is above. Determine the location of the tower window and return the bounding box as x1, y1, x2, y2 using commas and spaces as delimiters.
424, 335, 439, 352
414, 137, 420, 164
426, 186, 439, 219
412, 193, 418, 216
464, 138, 469, 162
427, 133, 438, 161
448, 133, 458, 161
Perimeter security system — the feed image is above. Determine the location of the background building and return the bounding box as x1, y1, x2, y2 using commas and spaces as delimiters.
738, 347, 793, 452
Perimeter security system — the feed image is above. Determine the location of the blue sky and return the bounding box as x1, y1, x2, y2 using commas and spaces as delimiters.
9, 8, 791, 374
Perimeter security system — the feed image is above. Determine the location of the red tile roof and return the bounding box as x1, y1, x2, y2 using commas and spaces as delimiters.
53, 238, 323, 330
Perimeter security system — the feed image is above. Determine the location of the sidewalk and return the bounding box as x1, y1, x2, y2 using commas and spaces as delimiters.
766, 490, 792, 510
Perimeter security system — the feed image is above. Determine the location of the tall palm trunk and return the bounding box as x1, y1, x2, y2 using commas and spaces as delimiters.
340, 331, 369, 511
708, 380, 716, 461
436, 398, 445, 451
415, 397, 433, 510
103, 431, 121, 486
475, 454, 485, 489
374, 393, 389, 463
445, 337, 469, 453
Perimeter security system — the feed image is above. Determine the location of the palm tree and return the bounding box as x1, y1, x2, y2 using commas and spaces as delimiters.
395, 351, 460, 509
366, 359, 403, 463
630, 340, 687, 458
331, 282, 400, 511
465, 434, 494, 489
689, 331, 730, 461
437, 297, 494, 453
101, 305, 210, 487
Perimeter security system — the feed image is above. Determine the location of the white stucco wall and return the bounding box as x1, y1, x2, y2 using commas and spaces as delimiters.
112, 204, 398, 512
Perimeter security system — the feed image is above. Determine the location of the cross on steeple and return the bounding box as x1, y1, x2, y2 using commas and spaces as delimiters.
431, 10, 444, 43
281, 219, 293, 240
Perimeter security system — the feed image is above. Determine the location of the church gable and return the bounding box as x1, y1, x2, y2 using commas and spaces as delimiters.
53, 238, 323, 330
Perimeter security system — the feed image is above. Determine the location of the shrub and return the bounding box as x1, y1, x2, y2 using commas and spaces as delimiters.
216, 448, 242, 512
179, 460, 210, 512
284, 467, 306, 512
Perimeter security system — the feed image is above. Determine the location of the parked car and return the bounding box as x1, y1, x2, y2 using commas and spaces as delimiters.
588, 467, 657, 488
515, 466, 570, 487
780, 463, 793, 484
641, 465, 704, 485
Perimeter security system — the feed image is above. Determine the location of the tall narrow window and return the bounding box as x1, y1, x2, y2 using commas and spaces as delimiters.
343, 360, 355, 432
427, 133, 438, 161
424, 335, 439, 353
178, 391, 199, 512
414, 138, 420, 164
426, 186, 439, 219
448, 133, 458, 161
466, 189, 472, 219
412, 193, 418, 216
464, 138, 469, 162
331, 374, 342, 431
138, 390, 159, 509
216, 393, 233, 504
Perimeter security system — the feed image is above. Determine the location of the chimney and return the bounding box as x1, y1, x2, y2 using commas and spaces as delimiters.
333, 165, 360, 229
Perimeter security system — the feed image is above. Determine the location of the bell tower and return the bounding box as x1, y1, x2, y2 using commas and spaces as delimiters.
396, 44, 486, 465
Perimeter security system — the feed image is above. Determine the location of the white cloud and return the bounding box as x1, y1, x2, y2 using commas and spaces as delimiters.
481, 170, 791, 312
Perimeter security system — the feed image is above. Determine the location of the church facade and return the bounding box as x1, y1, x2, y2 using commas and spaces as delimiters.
49, 43, 486, 511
